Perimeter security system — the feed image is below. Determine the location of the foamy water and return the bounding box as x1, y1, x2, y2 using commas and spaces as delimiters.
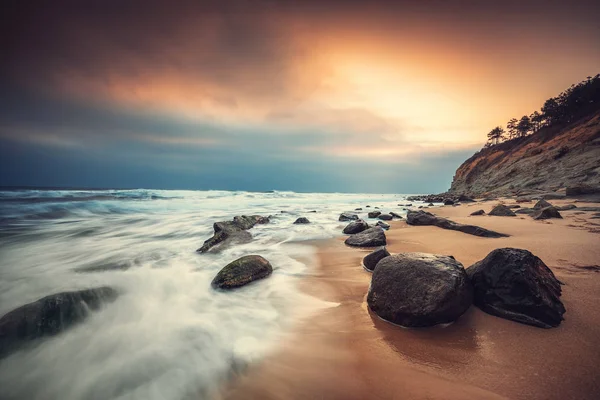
0, 189, 419, 400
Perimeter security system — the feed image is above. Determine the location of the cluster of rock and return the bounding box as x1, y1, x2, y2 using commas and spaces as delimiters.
363, 247, 565, 329
406, 210, 508, 238
406, 193, 475, 204
486, 200, 564, 220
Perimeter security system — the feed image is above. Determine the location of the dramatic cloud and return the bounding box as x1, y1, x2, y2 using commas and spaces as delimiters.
1, 0, 599, 192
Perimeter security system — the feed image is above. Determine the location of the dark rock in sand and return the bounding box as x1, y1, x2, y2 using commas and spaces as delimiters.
467, 248, 565, 328
444, 199, 455, 205
0, 287, 118, 356
343, 219, 369, 234
211, 255, 273, 290
197, 215, 269, 253
470, 209, 485, 216
389, 212, 403, 219
489, 204, 517, 217
407, 210, 508, 238
532, 206, 562, 220
533, 199, 552, 209
507, 204, 521, 209
363, 247, 391, 272
556, 204, 577, 211
345, 227, 386, 247
367, 253, 473, 327
293, 217, 310, 224
428, 203, 434, 206
339, 213, 359, 222
566, 184, 600, 197
515, 207, 536, 215
378, 213, 392, 221
376, 221, 390, 230
368, 211, 382, 218
458, 195, 476, 203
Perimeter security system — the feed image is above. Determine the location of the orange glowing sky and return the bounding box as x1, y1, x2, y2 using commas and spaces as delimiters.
1, 0, 599, 191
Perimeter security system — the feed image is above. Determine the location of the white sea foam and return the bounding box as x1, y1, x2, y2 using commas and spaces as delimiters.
0, 189, 423, 399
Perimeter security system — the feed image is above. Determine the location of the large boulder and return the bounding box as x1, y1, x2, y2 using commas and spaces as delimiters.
339, 213, 359, 222
211, 255, 273, 290
458, 194, 476, 203
466, 248, 565, 328
345, 227, 386, 247
378, 213, 393, 221
368, 211, 382, 218
533, 199, 552, 209
367, 253, 473, 327
293, 217, 310, 224
0, 287, 118, 356
197, 215, 269, 253
532, 206, 562, 220
343, 219, 370, 234
489, 204, 517, 217
363, 247, 391, 272
444, 199, 455, 205
406, 210, 508, 238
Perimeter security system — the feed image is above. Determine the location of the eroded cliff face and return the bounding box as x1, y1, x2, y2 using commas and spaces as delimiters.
449, 111, 600, 196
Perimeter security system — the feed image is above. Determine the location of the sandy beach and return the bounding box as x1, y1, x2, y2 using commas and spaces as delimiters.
222, 199, 600, 400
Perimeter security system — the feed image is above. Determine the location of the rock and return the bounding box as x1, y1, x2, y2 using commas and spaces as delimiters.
428, 203, 434, 206
376, 221, 390, 230
444, 199, 454, 205
533, 199, 552, 209
342, 219, 369, 234
368, 211, 382, 218
566, 184, 600, 196
507, 204, 521, 209
211, 255, 273, 290
355, 208, 362, 211
515, 207, 536, 215
406, 210, 508, 238
0, 287, 118, 356
367, 253, 473, 327
516, 197, 531, 203
366, 205, 371, 208
389, 212, 403, 219
378, 213, 392, 221
458, 195, 476, 203
541, 193, 566, 200
466, 248, 565, 328
293, 217, 310, 224
470, 209, 485, 216
345, 227, 387, 247
532, 206, 563, 220
197, 215, 269, 253
576, 206, 600, 212
362, 247, 391, 272
556, 204, 577, 211
339, 213, 359, 222
406, 204, 412, 207
489, 204, 517, 217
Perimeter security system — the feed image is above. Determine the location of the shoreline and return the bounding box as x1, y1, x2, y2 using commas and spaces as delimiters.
221, 198, 600, 400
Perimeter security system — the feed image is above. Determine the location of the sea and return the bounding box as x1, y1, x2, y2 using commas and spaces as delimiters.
0, 189, 422, 400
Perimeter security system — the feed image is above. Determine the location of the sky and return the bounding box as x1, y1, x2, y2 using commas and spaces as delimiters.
1, 0, 599, 193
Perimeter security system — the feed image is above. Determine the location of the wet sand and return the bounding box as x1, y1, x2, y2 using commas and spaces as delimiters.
221, 199, 600, 400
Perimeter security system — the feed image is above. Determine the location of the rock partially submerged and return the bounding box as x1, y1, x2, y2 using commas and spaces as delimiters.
0, 287, 118, 356
367, 211, 382, 218
197, 215, 269, 253
389, 212, 403, 219
367, 253, 472, 327
532, 206, 562, 220
467, 248, 565, 328
406, 210, 508, 238
339, 213, 359, 222
211, 255, 273, 290
293, 217, 310, 224
362, 247, 390, 272
378, 213, 392, 221
470, 209, 485, 216
345, 227, 386, 247
489, 204, 517, 217
342, 219, 370, 234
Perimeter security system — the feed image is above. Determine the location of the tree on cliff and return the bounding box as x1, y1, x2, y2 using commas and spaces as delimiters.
516, 115, 532, 137
530, 111, 544, 132
487, 126, 505, 145
506, 118, 519, 139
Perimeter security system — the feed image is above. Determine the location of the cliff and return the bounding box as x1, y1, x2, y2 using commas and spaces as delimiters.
449, 110, 600, 196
